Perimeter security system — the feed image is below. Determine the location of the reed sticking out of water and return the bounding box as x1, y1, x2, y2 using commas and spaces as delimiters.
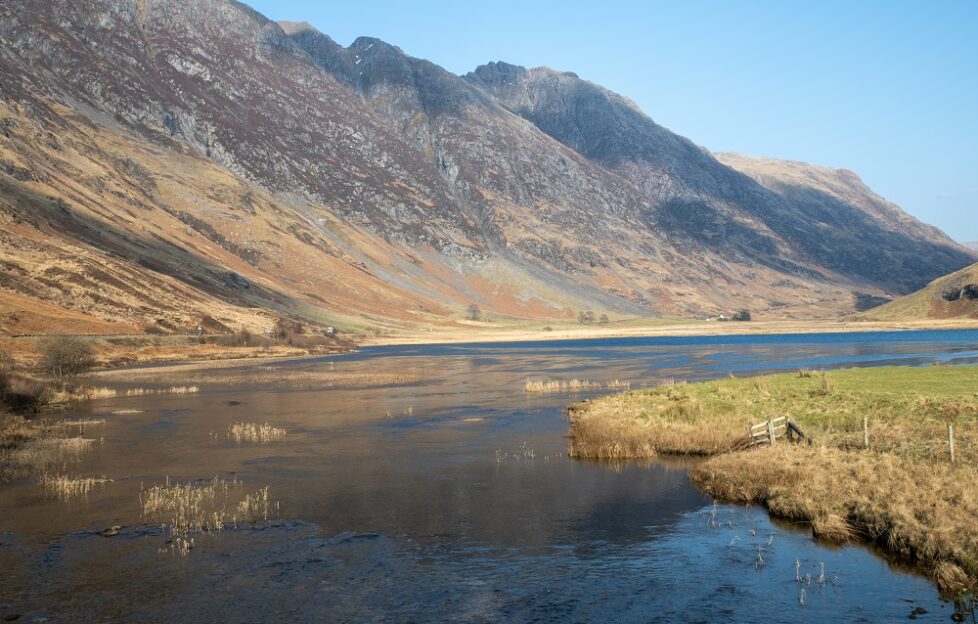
524, 379, 631, 393
140, 477, 277, 556
40, 473, 110, 500
79, 386, 199, 399
228, 422, 286, 443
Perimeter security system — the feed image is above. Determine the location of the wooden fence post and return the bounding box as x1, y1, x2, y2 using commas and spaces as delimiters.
767, 418, 776, 445
948, 422, 955, 463
863, 416, 869, 449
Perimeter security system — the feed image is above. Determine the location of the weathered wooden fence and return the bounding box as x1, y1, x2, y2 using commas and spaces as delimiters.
747, 416, 807, 447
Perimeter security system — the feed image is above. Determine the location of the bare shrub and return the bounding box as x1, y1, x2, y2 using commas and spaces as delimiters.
0, 371, 50, 413
41, 336, 95, 382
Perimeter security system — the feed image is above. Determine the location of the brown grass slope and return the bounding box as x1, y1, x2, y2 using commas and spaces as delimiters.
856, 262, 978, 321
569, 367, 978, 594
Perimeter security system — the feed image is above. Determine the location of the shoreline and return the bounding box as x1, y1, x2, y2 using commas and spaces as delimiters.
362, 318, 978, 348
87, 350, 345, 378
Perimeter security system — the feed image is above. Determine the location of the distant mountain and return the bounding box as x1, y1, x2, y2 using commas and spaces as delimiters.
857, 262, 978, 320
0, 0, 973, 336
966, 242, 978, 251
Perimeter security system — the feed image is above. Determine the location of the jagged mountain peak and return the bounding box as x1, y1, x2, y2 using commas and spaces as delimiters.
277, 20, 318, 35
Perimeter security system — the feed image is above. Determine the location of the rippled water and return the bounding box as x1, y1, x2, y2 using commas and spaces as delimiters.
3, 329, 978, 623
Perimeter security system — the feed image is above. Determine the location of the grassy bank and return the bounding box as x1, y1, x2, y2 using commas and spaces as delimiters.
0, 332, 356, 372
568, 366, 978, 594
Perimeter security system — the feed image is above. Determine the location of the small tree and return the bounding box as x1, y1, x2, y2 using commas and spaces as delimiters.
732, 310, 752, 322
598, 314, 609, 325
466, 304, 482, 321
42, 336, 95, 382
273, 318, 304, 341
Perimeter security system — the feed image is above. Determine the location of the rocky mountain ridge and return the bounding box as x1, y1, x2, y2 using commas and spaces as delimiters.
0, 0, 973, 335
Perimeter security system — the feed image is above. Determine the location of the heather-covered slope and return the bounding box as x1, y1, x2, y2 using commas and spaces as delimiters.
0, 0, 973, 336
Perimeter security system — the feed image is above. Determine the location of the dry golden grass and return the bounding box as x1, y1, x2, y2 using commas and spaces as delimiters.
525, 378, 602, 393
1, 415, 102, 483
525, 378, 632, 394
195, 370, 421, 387
40, 473, 110, 500
140, 477, 277, 556
55, 385, 200, 402
228, 422, 286, 443
569, 366, 978, 593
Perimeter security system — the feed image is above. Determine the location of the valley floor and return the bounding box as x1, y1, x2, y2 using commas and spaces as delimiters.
567, 366, 978, 595
364, 317, 978, 347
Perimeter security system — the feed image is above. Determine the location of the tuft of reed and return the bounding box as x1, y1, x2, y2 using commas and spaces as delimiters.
2, 414, 105, 483
525, 379, 634, 394
40, 473, 110, 500
228, 422, 286, 443
140, 476, 278, 556
76, 385, 200, 400
525, 378, 602, 393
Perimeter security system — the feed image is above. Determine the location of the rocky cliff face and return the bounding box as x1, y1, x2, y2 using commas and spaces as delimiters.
0, 0, 973, 335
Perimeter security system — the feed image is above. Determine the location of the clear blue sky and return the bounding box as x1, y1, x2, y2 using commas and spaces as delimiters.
246, 1, 978, 243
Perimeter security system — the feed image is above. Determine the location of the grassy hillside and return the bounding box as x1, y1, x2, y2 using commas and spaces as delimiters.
857, 262, 978, 320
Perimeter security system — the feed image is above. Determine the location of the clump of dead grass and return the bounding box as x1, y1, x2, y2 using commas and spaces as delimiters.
64, 385, 200, 401
2, 412, 104, 483
525, 378, 632, 394
690, 444, 978, 593
40, 473, 110, 500
176, 370, 422, 388
140, 476, 277, 556
525, 379, 602, 393
228, 422, 286, 443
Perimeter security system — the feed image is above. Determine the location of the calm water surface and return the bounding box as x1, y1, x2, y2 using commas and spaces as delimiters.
3, 329, 978, 623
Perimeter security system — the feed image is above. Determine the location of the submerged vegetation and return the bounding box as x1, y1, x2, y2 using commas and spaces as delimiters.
568, 365, 978, 593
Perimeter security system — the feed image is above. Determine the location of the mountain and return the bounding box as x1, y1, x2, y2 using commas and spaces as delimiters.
0, 0, 973, 336
857, 262, 978, 320
966, 242, 978, 251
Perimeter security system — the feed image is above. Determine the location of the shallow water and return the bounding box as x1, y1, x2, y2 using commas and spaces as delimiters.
3, 329, 978, 623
